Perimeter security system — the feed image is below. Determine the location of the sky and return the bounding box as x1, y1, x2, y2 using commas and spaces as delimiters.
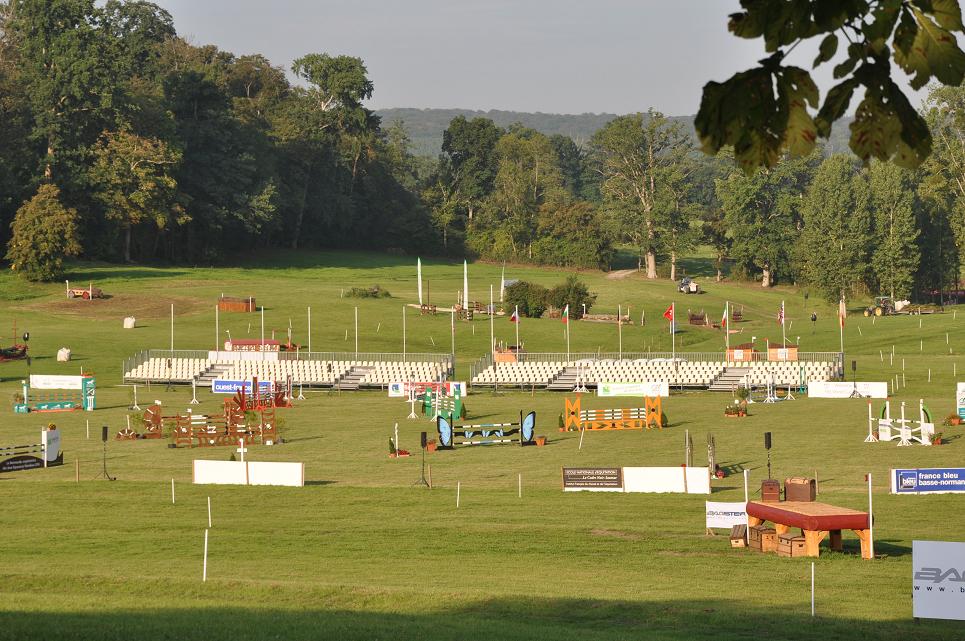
152, 0, 927, 116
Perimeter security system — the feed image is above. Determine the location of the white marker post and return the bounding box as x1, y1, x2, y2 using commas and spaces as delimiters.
743, 469, 750, 528
207, 496, 212, 528
810, 562, 815, 617
456, 482, 461, 508
237, 438, 249, 485
518, 473, 522, 499
202, 529, 209, 582
578, 424, 586, 450
171, 478, 175, 504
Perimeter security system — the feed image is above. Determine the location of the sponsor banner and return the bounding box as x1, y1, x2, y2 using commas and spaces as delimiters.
913, 540, 965, 620
562, 467, 624, 492
208, 351, 279, 362
42, 429, 61, 464
29, 375, 84, 390
892, 468, 965, 494
388, 381, 467, 398
623, 466, 711, 494
807, 381, 888, 398
597, 382, 669, 398
211, 379, 275, 394
957, 383, 965, 420
705, 501, 748, 529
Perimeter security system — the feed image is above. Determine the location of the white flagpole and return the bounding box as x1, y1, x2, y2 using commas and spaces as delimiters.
463, 260, 469, 308
618, 304, 623, 358
450, 309, 455, 356
725, 301, 730, 352
402, 305, 407, 359
489, 285, 495, 356
566, 307, 571, 361
260, 306, 265, 361
215, 304, 219, 351
671, 302, 676, 360
839, 297, 845, 356
417, 258, 423, 306
170, 303, 174, 351
500, 263, 506, 302
308, 306, 312, 353
354, 306, 359, 356
515, 305, 520, 350
782, 300, 787, 346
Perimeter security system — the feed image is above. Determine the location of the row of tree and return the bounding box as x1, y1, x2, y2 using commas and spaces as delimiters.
1, 1, 964, 303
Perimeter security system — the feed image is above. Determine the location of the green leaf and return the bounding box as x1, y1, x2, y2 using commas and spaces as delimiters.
813, 33, 839, 67
863, 0, 903, 42
850, 94, 903, 163
927, 0, 964, 31
894, 9, 965, 89
833, 43, 864, 78
815, 77, 859, 137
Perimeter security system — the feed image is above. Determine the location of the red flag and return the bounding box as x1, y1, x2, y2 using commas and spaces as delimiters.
722, 303, 728, 329
777, 301, 785, 325
663, 304, 674, 322
838, 298, 846, 329
509, 306, 519, 323
561, 304, 569, 324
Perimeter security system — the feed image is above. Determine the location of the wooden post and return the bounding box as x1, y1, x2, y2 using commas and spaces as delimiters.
75, 458, 79, 482
456, 481, 461, 508
427, 464, 432, 489
518, 473, 522, 498
171, 478, 175, 504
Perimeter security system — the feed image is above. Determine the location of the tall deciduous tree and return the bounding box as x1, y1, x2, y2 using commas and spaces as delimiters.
868, 161, 920, 300
91, 129, 182, 262
592, 110, 691, 278
441, 116, 502, 221
797, 154, 872, 301
717, 154, 816, 287
6, 183, 81, 281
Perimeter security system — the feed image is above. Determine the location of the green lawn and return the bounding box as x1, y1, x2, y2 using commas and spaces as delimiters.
0, 251, 962, 640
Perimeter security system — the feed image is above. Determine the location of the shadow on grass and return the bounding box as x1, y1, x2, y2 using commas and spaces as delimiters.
67, 266, 190, 281
0, 594, 955, 641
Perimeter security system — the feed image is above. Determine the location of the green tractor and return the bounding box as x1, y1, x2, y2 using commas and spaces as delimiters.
863, 296, 895, 317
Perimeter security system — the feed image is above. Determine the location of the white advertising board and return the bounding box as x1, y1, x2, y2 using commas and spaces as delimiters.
705, 501, 747, 529
807, 381, 888, 398
622, 467, 710, 494
29, 374, 84, 390
912, 540, 965, 620
597, 382, 669, 398
193, 460, 304, 487
247, 462, 304, 487
193, 460, 248, 485
957, 382, 965, 420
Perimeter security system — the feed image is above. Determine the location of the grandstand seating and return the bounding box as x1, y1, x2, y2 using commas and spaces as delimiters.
470, 358, 839, 389
124, 355, 450, 389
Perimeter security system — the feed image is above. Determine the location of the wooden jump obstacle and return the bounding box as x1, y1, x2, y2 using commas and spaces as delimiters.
563, 396, 663, 432
437, 411, 536, 448
218, 296, 255, 312
125, 397, 278, 447
0, 427, 63, 473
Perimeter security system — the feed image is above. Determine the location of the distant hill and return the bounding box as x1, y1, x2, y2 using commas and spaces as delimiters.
376, 107, 854, 158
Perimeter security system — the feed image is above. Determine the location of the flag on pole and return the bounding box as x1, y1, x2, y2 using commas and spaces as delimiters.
721, 302, 728, 329
778, 301, 785, 325
663, 304, 674, 323
839, 298, 846, 328
561, 304, 569, 324
509, 306, 519, 323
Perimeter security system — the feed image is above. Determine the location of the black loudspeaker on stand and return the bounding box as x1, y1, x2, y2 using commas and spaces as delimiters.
95, 425, 116, 481
414, 431, 429, 487
764, 431, 772, 480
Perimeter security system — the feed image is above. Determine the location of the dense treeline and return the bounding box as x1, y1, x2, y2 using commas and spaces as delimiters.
0, 0, 963, 303
0, 0, 433, 269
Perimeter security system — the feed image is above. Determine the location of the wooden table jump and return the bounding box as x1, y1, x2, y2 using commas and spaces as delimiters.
746, 501, 873, 559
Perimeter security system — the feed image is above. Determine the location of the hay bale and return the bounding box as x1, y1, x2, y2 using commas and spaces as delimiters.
123, 316, 136, 329
56, 348, 71, 362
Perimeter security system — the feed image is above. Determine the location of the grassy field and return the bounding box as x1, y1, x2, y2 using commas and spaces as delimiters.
0, 251, 962, 640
